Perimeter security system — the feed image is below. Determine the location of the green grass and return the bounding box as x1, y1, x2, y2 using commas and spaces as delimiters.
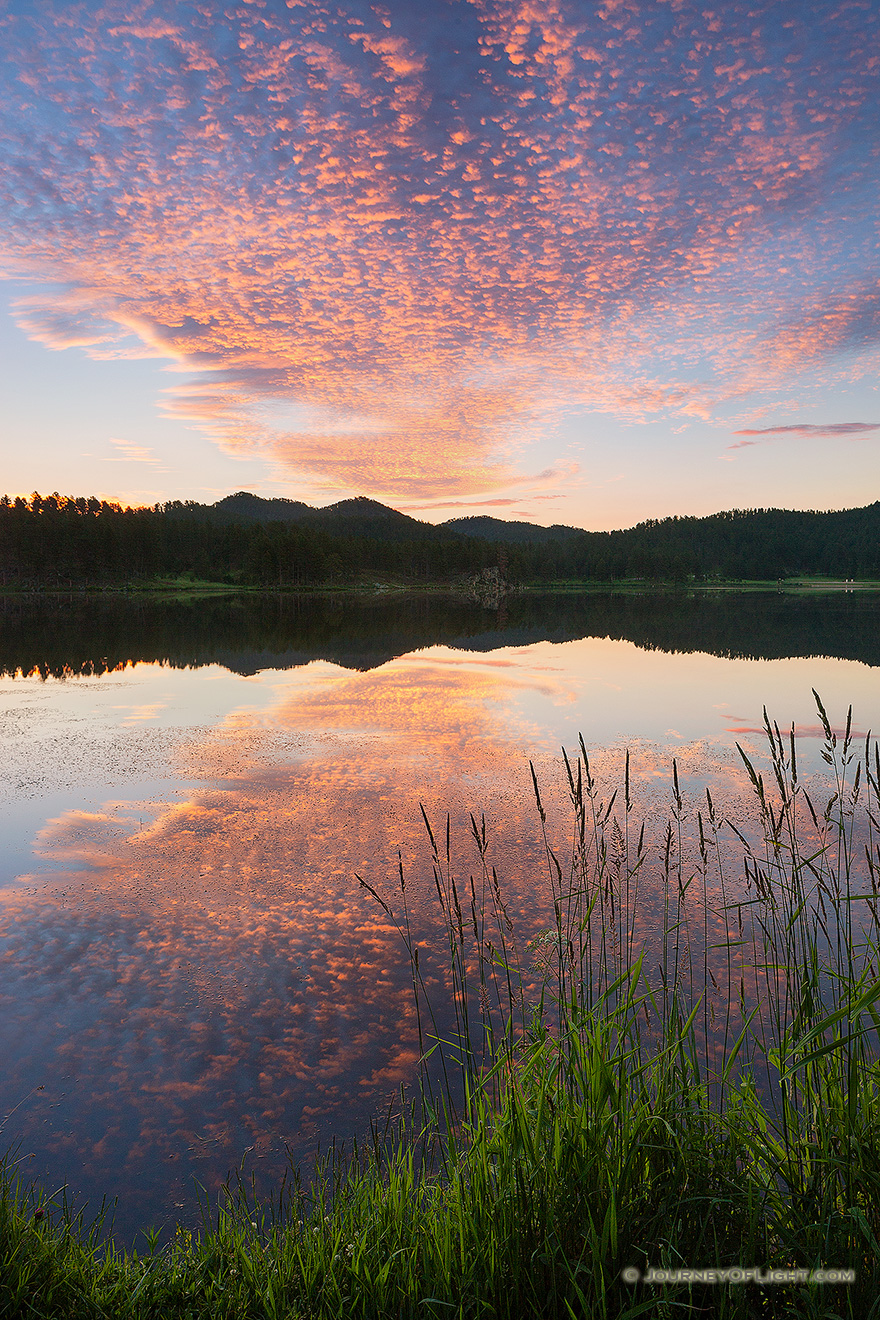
3, 693, 880, 1317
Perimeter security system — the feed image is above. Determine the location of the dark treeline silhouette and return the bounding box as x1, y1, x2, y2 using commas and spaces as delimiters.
0, 493, 486, 587
443, 515, 583, 543
1, 492, 879, 587
2, 588, 879, 679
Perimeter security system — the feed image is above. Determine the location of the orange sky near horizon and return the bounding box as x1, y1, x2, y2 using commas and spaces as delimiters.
0, 0, 878, 526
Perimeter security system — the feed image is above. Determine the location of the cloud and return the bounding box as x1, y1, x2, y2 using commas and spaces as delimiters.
726, 420, 880, 454
726, 723, 866, 740
107, 438, 158, 464
400, 490, 565, 512
401, 497, 527, 511
3, 635, 856, 1234
1, 654, 575, 1224
0, 0, 878, 496
732, 422, 880, 439
10, 290, 132, 353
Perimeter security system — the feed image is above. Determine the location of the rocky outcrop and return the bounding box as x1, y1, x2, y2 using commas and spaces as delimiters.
468, 566, 520, 608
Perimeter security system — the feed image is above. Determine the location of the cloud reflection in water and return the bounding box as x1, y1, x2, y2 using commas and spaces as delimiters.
1, 641, 872, 1237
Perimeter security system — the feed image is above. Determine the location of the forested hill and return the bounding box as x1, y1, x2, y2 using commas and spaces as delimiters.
441, 515, 582, 543
0, 492, 878, 587
197, 492, 456, 542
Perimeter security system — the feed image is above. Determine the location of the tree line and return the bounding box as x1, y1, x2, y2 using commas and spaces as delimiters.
0, 492, 878, 588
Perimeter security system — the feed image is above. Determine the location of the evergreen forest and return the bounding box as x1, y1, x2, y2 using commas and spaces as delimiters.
1, 490, 878, 588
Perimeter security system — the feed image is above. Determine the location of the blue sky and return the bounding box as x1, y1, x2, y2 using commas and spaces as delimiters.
1, 0, 877, 528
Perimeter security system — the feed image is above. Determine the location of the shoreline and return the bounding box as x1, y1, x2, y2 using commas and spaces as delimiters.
1, 576, 879, 599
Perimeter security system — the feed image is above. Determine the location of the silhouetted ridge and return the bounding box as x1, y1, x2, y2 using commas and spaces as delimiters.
2, 492, 879, 586
205, 494, 442, 541
307, 497, 441, 539
210, 492, 313, 522
315, 497, 408, 520
442, 516, 582, 543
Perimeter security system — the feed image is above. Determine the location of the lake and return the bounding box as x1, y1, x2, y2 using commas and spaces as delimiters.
1, 588, 879, 1242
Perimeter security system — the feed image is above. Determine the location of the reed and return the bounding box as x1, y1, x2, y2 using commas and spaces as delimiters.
2, 693, 880, 1317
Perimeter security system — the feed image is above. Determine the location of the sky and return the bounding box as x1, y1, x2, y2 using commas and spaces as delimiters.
0, 0, 878, 530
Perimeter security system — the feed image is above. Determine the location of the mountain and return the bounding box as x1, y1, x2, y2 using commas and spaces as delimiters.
307, 496, 438, 539
440, 515, 583, 543
206, 493, 461, 542
207, 496, 583, 543
208, 492, 314, 523
313, 496, 408, 521
4, 491, 878, 587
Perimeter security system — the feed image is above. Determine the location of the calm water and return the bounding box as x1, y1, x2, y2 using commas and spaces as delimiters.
1, 589, 879, 1241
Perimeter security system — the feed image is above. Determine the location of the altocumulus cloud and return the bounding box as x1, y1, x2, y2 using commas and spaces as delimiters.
0, 0, 878, 498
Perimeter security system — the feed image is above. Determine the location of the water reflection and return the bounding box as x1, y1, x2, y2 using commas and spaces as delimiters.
1, 592, 879, 1242
2, 588, 880, 678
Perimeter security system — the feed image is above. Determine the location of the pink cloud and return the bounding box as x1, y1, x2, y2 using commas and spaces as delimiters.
727, 421, 880, 453
106, 438, 159, 465
107, 22, 183, 41
401, 498, 526, 511
727, 724, 866, 740
733, 423, 880, 438
401, 484, 568, 513
0, 0, 877, 498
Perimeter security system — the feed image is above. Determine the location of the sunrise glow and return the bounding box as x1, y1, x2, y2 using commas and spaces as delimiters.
1, 0, 877, 526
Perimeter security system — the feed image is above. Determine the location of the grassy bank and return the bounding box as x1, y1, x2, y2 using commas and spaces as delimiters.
3, 696, 880, 1317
